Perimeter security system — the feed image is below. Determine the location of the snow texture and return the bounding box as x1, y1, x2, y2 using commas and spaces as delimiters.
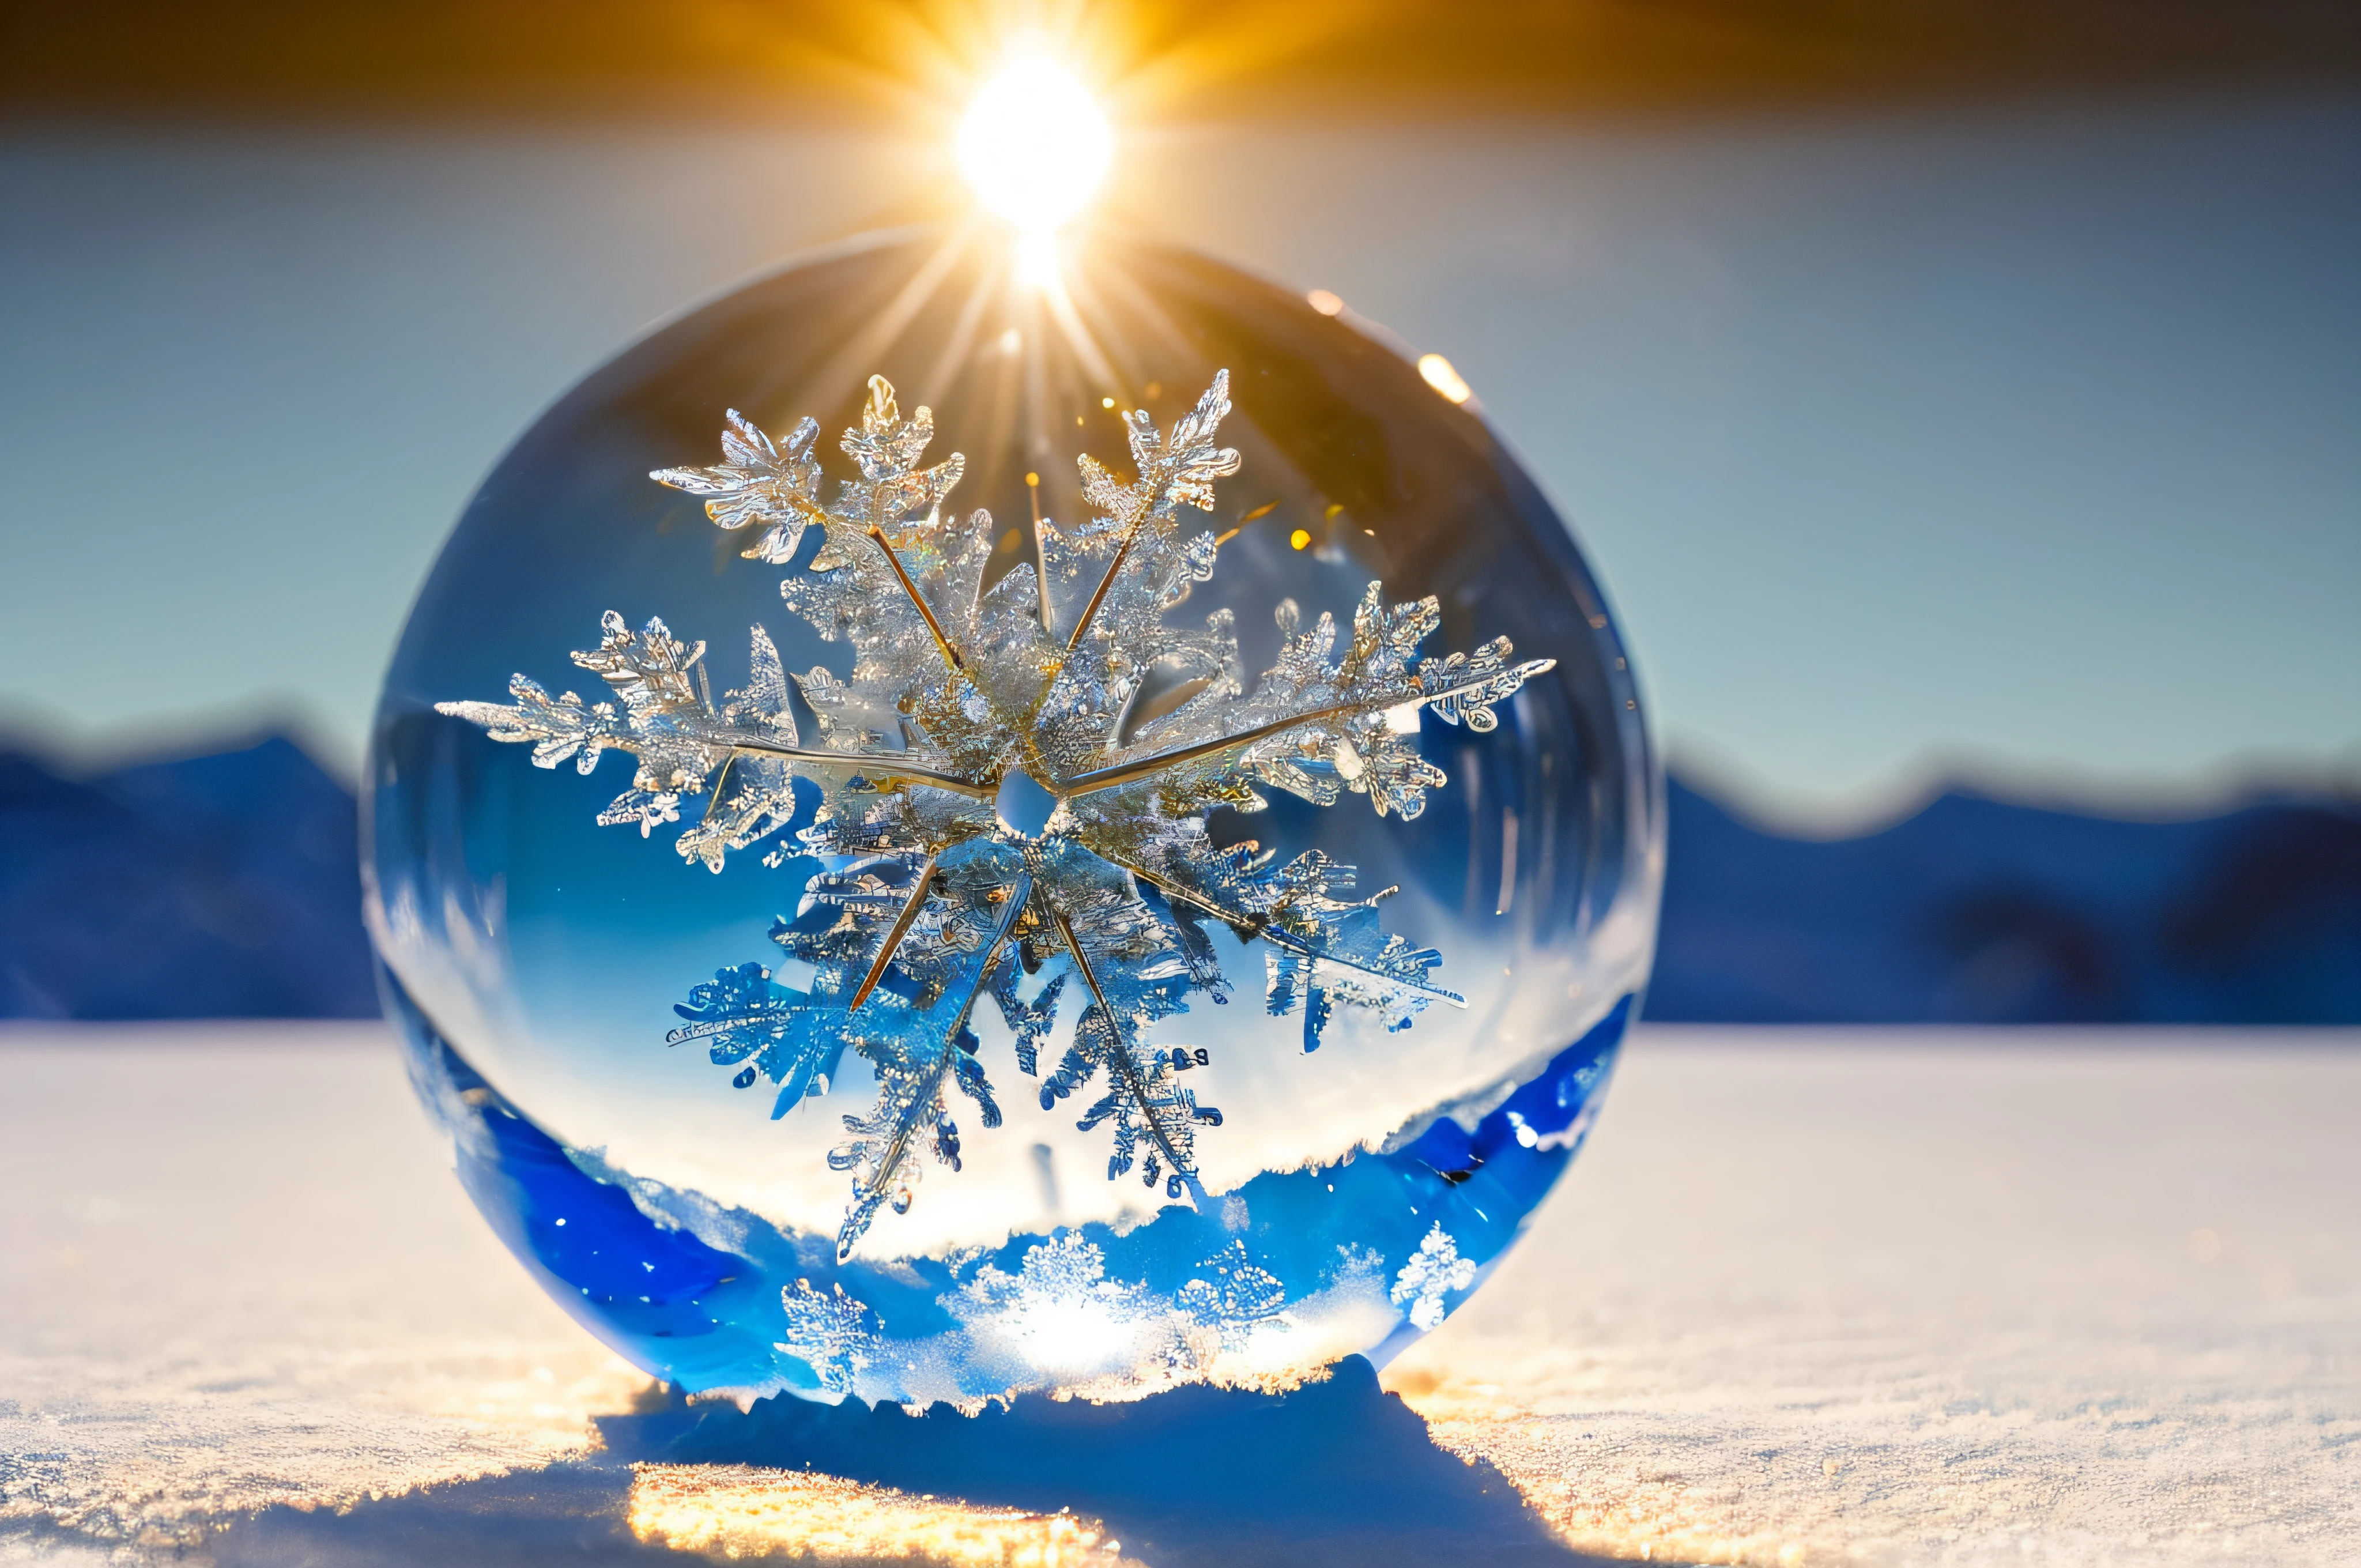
4, 1026, 2354, 1566
1389, 1031, 2361, 1566
0, 1028, 643, 1552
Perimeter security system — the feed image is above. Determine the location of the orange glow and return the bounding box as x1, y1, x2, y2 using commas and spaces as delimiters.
629, 1463, 1124, 1563
1417, 353, 1473, 404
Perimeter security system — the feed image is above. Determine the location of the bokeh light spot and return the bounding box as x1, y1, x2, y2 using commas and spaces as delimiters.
1418, 353, 1473, 404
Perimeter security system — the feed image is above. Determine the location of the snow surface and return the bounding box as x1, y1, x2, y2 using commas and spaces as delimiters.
0, 1026, 644, 1551
1389, 1030, 2361, 1565
2, 1024, 2355, 1565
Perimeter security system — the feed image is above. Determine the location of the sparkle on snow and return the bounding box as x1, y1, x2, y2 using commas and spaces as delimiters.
440, 372, 1553, 1260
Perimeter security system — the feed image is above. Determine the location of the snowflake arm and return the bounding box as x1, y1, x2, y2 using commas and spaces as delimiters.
1058, 370, 1243, 653
1068, 585, 1556, 823
436, 616, 995, 871
1417, 637, 1557, 733
831, 375, 968, 536
830, 849, 941, 1011
826, 849, 1029, 1258
1107, 838, 1465, 1051
1041, 897, 1220, 1200
665, 961, 846, 1115
651, 409, 826, 564
438, 676, 627, 775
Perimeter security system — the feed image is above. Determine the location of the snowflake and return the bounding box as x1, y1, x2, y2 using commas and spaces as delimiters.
440, 372, 1555, 1259
1178, 1239, 1288, 1348
775, 1278, 880, 1396
1389, 1222, 1477, 1331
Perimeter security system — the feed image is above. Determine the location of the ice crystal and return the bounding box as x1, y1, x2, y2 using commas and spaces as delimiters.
1178, 1241, 1287, 1348
1390, 1222, 1477, 1332
439, 372, 1554, 1258
947, 1235, 1157, 1348
776, 1279, 881, 1397
886, 1235, 1303, 1400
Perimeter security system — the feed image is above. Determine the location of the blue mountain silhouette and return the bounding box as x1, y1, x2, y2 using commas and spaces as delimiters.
0, 735, 375, 1018
1650, 775, 2361, 1024
1, 735, 2353, 1023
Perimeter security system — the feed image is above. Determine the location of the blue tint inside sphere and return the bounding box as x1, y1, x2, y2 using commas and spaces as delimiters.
369, 226, 1660, 1406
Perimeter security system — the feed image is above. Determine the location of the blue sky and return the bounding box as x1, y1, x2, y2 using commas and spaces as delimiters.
2, 95, 2354, 823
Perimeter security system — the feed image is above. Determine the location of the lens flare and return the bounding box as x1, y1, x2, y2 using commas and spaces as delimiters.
958, 58, 1111, 233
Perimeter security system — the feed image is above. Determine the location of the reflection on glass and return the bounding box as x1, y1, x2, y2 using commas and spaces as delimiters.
368, 221, 1660, 1408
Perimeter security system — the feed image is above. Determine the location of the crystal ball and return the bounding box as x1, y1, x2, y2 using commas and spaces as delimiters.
367, 227, 1660, 1407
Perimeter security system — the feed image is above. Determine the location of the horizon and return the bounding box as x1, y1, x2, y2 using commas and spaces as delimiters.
3, 95, 2356, 834
8, 714, 2357, 845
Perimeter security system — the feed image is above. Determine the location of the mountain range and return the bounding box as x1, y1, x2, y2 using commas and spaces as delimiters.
1650, 776, 2361, 1024
0, 736, 374, 1019
2, 735, 2354, 1024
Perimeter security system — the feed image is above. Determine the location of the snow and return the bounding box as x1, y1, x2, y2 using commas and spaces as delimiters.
0, 1026, 643, 1548
1389, 1030, 2361, 1565
3, 1023, 2355, 1565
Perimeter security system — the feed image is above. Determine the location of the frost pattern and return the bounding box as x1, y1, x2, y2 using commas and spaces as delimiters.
1178, 1240, 1287, 1349
945, 1234, 1169, 1379
1390, 1222, 1477, 1331
775, 1279, 881, 1397
440, 372, 1553, 1257
758, 1234, 1337, 1406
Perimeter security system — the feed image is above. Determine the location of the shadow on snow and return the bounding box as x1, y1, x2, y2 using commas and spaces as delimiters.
194, 1356, 1614, 1566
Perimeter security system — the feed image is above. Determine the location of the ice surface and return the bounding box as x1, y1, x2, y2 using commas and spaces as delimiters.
4, 1024, 2355, 1565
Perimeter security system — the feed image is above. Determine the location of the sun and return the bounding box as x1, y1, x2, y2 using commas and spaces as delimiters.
956, 58, 1111, 235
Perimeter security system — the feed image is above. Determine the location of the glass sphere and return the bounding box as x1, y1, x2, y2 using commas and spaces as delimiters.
367, 225, 1660, 1407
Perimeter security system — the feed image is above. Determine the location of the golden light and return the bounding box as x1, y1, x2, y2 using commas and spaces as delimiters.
958, 58, 1111, 234
628, 1464, 1123, 1564
1418, 353, 1474, 405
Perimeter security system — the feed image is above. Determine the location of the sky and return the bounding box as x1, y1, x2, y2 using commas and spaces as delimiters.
2, 93, 2355, 824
